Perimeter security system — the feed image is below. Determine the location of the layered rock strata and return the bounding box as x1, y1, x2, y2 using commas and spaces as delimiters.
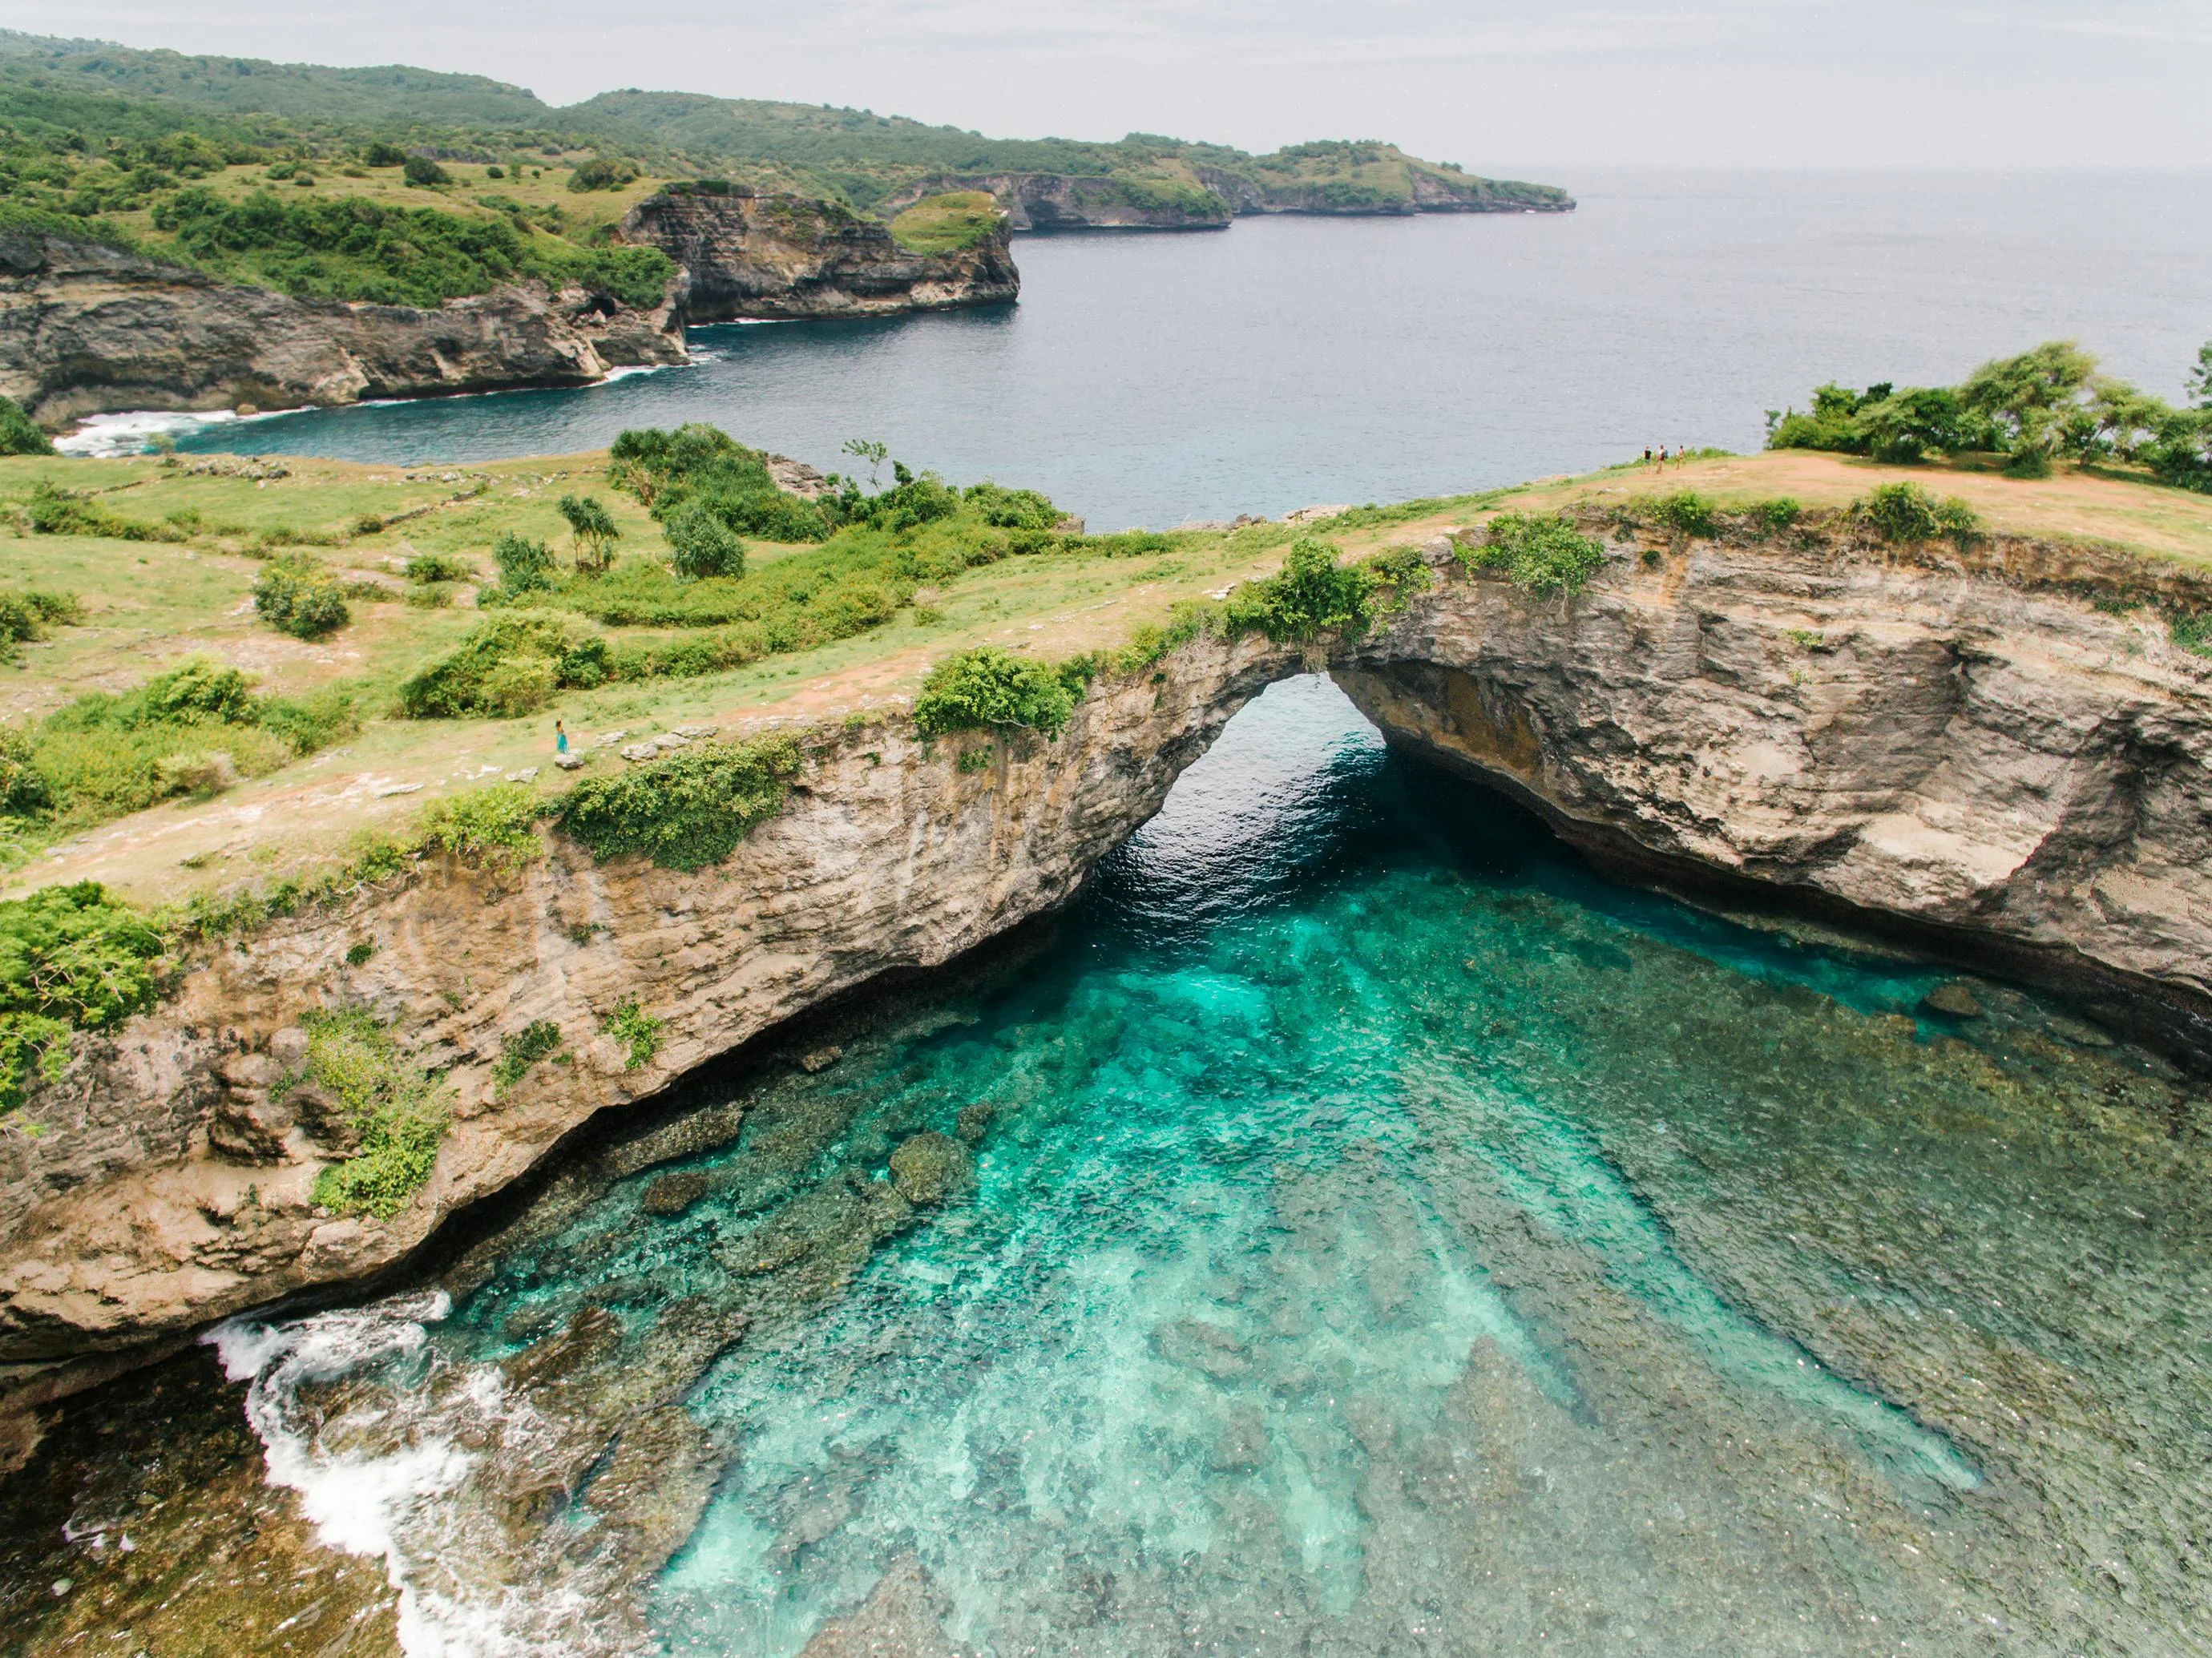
0, 634, 1293, 1434
1342, 522, 2212, 1052
0, 232, 685, 426
3, 521, 2210, 1432
620, 186, 1019, 321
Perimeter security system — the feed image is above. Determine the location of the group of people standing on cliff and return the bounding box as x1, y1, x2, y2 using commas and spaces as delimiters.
1644, 445, 1686, 466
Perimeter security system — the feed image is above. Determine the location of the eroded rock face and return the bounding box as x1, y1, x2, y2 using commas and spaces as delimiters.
0, 633, 1294, 1422
621, 187, 1019, 322
1338, 522, 2212, 1053
880, 173, 1231, 232
2, 522, 2210, 1426
0, 232, 685, 426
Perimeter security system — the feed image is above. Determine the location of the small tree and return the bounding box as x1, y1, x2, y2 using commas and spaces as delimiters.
1960, 341, 2097, 477
841, 438, 890, 491
556, 494, 620, 574
1853, 386, 1966, 463
402, 154, 449, 188
2188, 342, 2212, 411
664, 502, 745, 580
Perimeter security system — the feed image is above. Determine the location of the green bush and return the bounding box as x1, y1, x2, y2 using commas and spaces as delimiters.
612, 424, 836, 543
0, 395, 50, 456
0, 724, 50, 818
486, 531, 557, 600
363, 142, 408, 168
0, 587, 82, 657
415, 782, 543, 870
1224, 537, 1376, 642
568, 156, 639, 192
298, 1010, 450, 1219
601, 998, 663, 1070
1656, 491, 1720, 539
252, 556, 350, 639
16, 661, 356, 829
665, 500, 746, 580
1753, 498, 1802, 535
1459, 514, 1607, 594
913, 646, 1086, 738
401, 155, 449, 187
398, 614, 612, 718
1857, 483, 1980, 547
404, 552, 473, 584
554, 735, 802, 869
0, 881, 172, 1110
23, 482, 177, 542
963, 482, 1062, 530
491, 1019, 562, 1092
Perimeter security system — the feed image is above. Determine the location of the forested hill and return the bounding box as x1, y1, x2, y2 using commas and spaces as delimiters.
0, 30, 1570, 220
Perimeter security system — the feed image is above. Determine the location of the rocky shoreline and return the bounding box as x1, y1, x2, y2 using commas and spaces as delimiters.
1, 518, 2208, 1450
0, 185, 1021, 430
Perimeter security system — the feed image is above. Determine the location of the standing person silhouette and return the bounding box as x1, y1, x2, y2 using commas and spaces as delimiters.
555, 720, 567, 757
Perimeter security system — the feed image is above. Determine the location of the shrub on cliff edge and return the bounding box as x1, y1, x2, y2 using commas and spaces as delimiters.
554, 736, 803, 870
297, 1009, 451, 1219
1224, 537, 1377, 642
0, 881, 172, 1111
1856, 483, 1980, 547
913, 646, 1087, 739
1459, 514, 1607, 595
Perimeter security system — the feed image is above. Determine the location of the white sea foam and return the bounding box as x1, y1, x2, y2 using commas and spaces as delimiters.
207, 1292, 500, 1655
53, 407, 296, 457
208, 1290, 643, 1658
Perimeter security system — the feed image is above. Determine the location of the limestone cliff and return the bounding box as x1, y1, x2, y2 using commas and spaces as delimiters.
0, 232, 686, 427
1340, 519, 2212, 1054
0, 634, 1292, 1428
620, 185, 1020, 321
879, 165, 1573, 232
3, 518, 2210, 1430
878, 174, 1230, 232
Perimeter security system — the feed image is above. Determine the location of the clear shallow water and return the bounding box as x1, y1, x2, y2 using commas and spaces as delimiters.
152, 170, 2212, 526
206, 677, 2212, 1657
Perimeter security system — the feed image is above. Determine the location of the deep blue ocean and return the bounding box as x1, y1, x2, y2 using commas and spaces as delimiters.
138, 168, 2212, 528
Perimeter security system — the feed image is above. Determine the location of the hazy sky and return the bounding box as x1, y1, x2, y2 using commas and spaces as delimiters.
18, 1, 2211, 170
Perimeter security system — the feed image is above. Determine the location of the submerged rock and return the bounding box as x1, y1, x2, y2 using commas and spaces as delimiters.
640, 1170, 714, 1217
798, 1555, 971, 1658
889, 1132, 972, 1205
1922, 982, 1984, 1019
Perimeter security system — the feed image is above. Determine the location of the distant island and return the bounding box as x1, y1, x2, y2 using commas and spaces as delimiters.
0, 30, 1572, 427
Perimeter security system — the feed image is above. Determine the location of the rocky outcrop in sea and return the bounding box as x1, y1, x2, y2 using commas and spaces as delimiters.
620, 184, 1021, 321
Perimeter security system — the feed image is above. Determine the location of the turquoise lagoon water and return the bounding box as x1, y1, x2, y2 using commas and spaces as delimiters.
216, 679, 2212, 1657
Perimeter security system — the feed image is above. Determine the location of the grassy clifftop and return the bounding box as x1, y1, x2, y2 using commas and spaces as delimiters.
2, 439, 2209, 910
